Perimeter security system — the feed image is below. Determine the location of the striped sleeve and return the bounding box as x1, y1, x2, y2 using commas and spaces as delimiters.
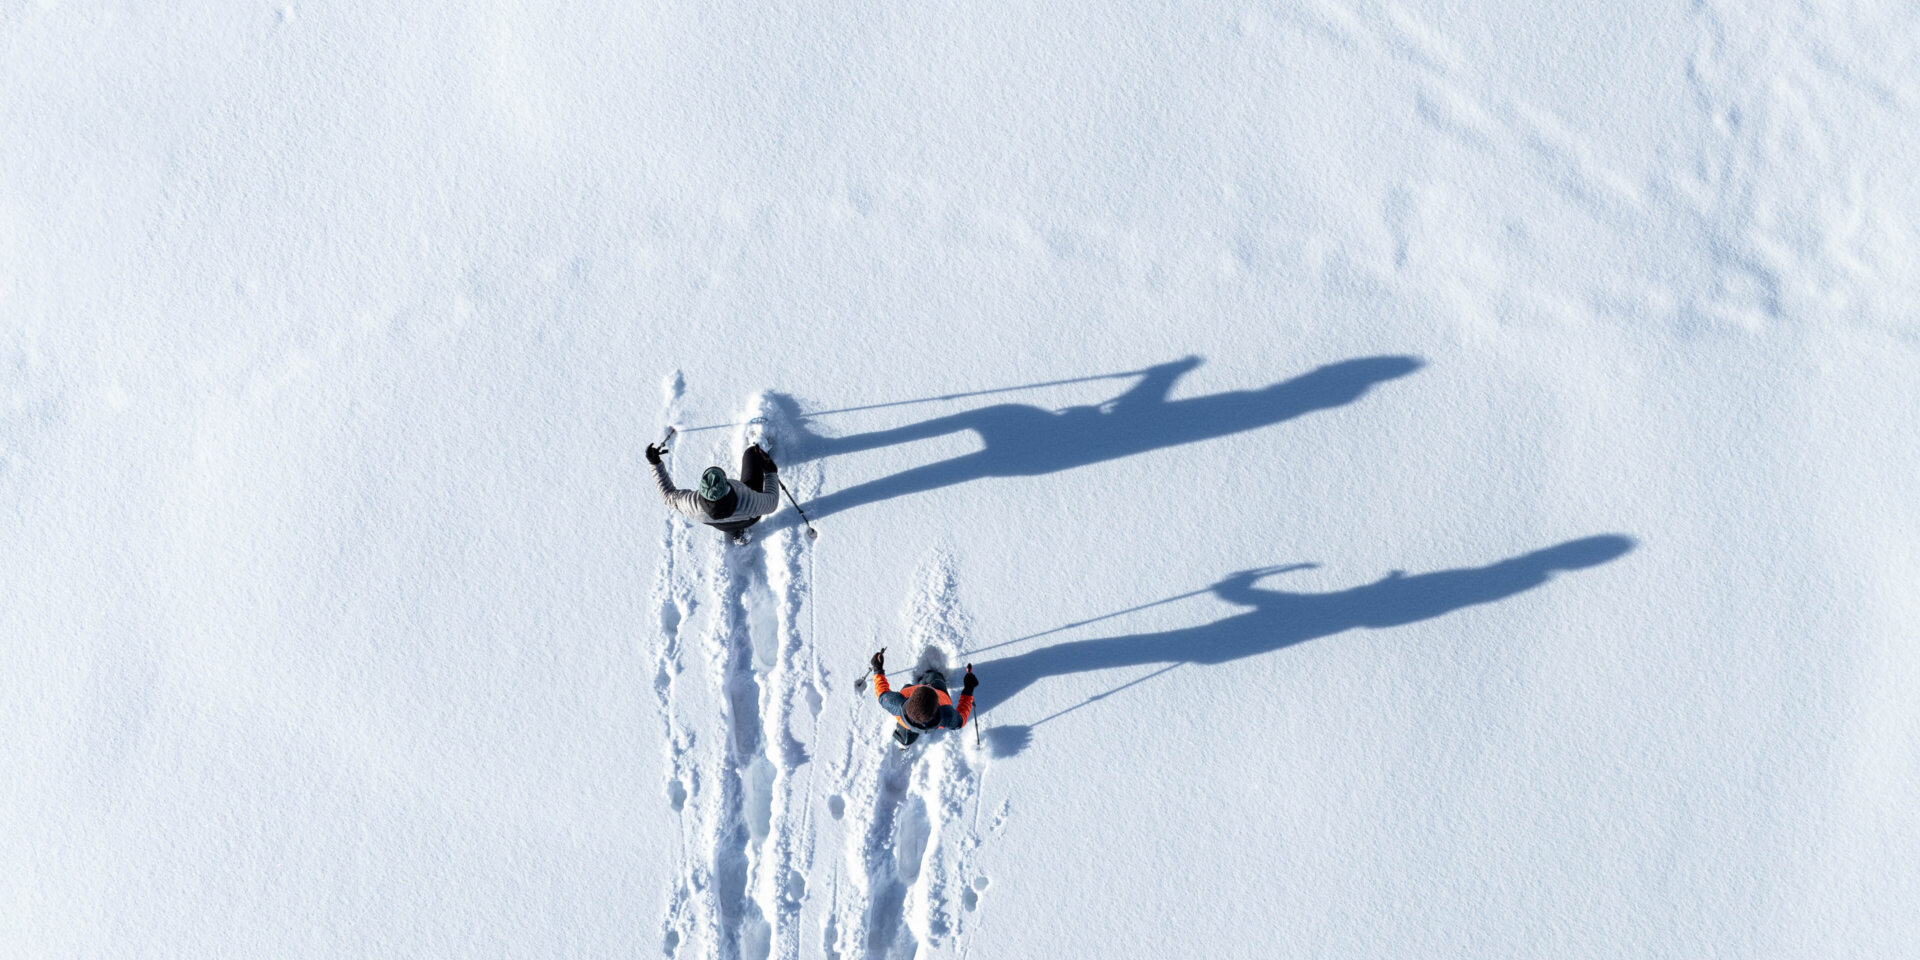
732, 470, 780, 518
650, 461, 705, 522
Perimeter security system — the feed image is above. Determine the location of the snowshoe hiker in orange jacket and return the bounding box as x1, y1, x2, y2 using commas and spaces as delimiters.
870, 650, 975, 748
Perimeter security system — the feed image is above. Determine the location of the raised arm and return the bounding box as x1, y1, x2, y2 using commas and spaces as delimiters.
947, 665, 977, 728
649, 459, 706, 521
872, 651, 907, 717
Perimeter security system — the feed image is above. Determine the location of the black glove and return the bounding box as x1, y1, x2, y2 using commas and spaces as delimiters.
750, 444, 776, 472
962, 665, 978, 695
869, 650, 885, 673
644, 444, 664, 465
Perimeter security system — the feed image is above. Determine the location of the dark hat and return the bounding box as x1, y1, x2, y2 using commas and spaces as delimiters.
904, 687, 940, 727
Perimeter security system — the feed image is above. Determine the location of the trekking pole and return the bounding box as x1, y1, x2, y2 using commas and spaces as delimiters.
855, 647, 886, 692
969, 664, 980, 748
776, 477, 820, 541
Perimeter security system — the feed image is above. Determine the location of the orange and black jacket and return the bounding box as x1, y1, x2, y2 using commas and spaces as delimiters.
874, 673, 974, 731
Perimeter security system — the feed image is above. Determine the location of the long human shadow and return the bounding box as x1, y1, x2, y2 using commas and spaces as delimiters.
979, 535, 1637, 718
773, 354, 1423, 519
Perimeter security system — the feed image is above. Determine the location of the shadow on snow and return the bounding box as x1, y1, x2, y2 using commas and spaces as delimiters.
763, 353, 1425, 519
976, 535, 1637, 750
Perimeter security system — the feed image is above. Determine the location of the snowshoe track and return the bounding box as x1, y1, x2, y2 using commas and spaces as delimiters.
651, 389, 826, 960
650, 388, 993, 960
823, 551, 993, 960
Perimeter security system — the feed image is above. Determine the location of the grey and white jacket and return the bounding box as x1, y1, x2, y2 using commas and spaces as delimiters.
650, 460, 780, 532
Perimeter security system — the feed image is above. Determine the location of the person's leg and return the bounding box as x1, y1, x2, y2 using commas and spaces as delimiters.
893, 727, 919, 747
924, 670, 947, 694
739, 446, 765, 490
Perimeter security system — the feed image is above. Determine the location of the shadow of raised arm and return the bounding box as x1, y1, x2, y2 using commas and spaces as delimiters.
977, 535, 1634, 713
798, 354, 1424, 519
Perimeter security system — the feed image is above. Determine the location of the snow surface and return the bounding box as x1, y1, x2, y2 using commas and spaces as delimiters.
4, 1, 1918, 957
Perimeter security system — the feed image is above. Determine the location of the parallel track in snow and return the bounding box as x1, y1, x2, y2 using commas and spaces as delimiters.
649, 382, 997, 960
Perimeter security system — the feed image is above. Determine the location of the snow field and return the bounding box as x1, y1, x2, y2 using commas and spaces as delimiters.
6, 0, 1920, 957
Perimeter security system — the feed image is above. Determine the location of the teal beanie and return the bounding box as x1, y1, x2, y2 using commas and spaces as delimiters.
697, 467, 731, 501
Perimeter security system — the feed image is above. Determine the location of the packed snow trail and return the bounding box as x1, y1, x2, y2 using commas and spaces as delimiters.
650, 390, 1008, 960
821, 552, 993, 960
649, 386, 831, 960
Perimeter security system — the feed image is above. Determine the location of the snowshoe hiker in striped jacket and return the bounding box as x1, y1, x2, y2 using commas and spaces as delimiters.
869, 650, 976, 748
645, 441, 780, 545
